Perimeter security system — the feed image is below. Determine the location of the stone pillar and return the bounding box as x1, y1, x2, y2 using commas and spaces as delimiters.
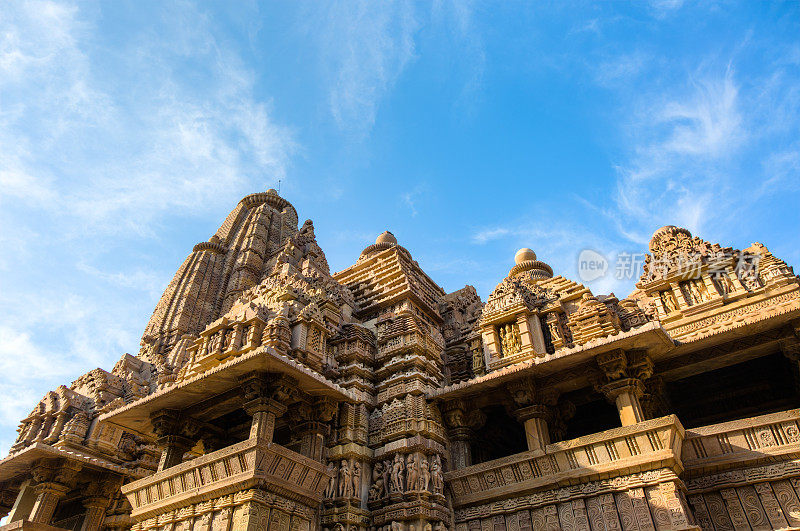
481, 327, 500, 360
80, 496, 109, 531
602, 378, 645, 426
448, 427, 474, 469
527, 314, 547, 355
507, 377, 558, 450
29, 482, 70, 524
442, 401, 485, 469
151, 409, 196, 471
297, 421, 328, 461
515, 405, 550, 452
294, 397, 336, 461
6, 480, 37, 523
246, 399, 287, 441
595, 349, 653, 427
28, 459, 81, 525
239, 371, 297, 443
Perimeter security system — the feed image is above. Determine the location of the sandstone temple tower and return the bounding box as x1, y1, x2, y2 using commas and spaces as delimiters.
1, 190, 799, 530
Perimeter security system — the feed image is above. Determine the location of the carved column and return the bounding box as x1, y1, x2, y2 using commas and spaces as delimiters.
79, 474, 121, 531
507, 377, 558, 451
595, 349, 653, 426
151, 409, 195, 471
294, 397, 337, 461
240, 372, 297, 442
80, 497, 108, 531
29, 459, 81, 525
442, 400, 485, 469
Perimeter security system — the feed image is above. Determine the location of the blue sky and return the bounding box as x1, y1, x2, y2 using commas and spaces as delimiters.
0, 1, 798, 453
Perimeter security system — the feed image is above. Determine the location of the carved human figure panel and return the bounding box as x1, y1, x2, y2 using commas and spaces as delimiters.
660, 289, 678, 313
339, 460, 352, 498
431, 455, 444, 494
391, 453, 405, 493
420, 456, 431, 492
406, 453, 418, 491
325, 462, 337, 498
352, 460, 361, 498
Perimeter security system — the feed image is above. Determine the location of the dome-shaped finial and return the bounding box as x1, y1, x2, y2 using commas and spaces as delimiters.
375, 231, 397, 245
266, 188, 278, 195
515, 248, 537, 265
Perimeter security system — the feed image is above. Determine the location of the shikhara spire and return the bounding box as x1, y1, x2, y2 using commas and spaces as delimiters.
1, 194, 799, 531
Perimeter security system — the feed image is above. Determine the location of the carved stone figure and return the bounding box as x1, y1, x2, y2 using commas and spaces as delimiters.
391, 453, 405, 493
352, 460, 361, 498
420, 456, 430, 492
660, 289, 678, 313
431, 455, 444, 495
339, 460, 352, 498
370, 461, 385, 500
325, 462, 337, 499
406, 453, 418, 491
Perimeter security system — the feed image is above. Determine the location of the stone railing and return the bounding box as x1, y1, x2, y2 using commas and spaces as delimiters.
682, 410, 800, 530
445, 415, 684, 507
122, 438, 331, 521
682, 408, 800, 478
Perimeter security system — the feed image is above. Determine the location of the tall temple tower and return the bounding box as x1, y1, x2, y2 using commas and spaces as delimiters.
0, 195, 799, 531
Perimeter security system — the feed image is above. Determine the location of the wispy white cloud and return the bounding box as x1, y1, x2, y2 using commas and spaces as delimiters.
310, 1, 419, 137
401, 183, 429, 217
0, 0, 297, 453
612, 67, 744, 240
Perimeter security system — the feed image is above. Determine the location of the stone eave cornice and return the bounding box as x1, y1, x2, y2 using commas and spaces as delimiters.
428, 322, 674, 401
99, 347, 356, 439
0, 442, 133, 483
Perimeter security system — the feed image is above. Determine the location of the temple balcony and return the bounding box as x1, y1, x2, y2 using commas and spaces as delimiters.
121, 437, 331, 523
445, 415, 685, 509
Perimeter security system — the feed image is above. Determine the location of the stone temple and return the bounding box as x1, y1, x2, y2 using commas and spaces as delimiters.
1, 190, 799, 531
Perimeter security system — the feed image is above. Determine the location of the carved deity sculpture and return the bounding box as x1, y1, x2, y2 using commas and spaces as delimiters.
391, 453, 405, 493
352, 460, 361, 498
406, 453, 418, 491
498, 325, 508, 357
210, 332, 222, 352
689, 279, 709, 304
420, 456, 430, 492
370, 461, 385, 500
325, 462, 337, 498
382, 459, 391, 496
431, 455, 443, 494
546, 314, 562, 341
660, 290, 678, 313
222, 329, 233, 350
717, 272, 735, 294
339, 460, 353, 498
